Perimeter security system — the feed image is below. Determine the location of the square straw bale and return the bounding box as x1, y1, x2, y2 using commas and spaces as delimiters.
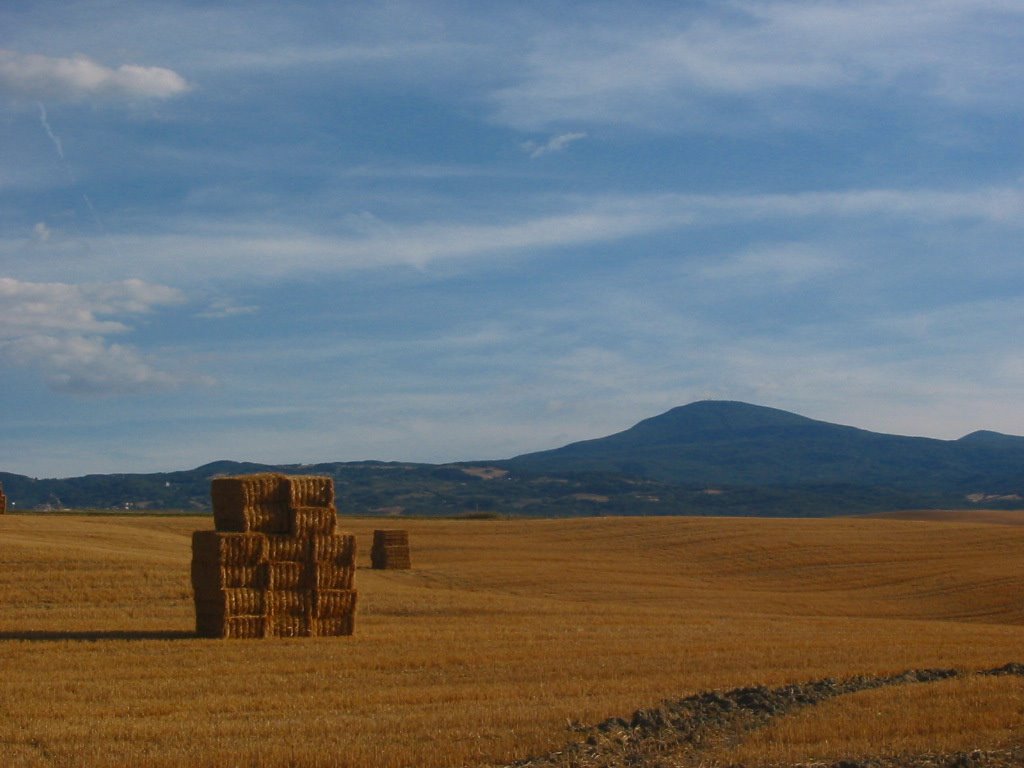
372, 529, 409, 546
285, 475, 334, 508
312, 589, 357, 618
196, 612, 267, 639
313, 616, 355, 637
211, 474, 290, 533
194, 588, 266, 618
370, 543, 411, 569
269, 615, 312, 638
265, 561, 310, 591
191, 560, 267, 591
224, 616, 268, 639
311, 533, 356, 565
192, 531, 267, 566
289, 506, 337, 536
266, 589, 310, 617
265, 534, 311, 562
310, 562, 355, 590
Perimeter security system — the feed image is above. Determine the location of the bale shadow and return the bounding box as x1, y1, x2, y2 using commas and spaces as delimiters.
0, 629, 195, 642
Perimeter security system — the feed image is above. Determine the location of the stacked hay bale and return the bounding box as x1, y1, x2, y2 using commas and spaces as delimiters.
191, 473, 357, 638
371, 529, 411, 569
0, 481, 5, 514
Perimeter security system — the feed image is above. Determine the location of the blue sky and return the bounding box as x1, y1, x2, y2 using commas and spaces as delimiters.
2, 1, 1023, 477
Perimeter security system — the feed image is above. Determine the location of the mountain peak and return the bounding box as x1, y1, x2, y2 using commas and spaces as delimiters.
957, 430, 1024, 446
645, 400, 818, 428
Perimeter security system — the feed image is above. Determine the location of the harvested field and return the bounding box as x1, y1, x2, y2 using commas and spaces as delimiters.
871, 509, 1024, 526
0, 514, 1023, 766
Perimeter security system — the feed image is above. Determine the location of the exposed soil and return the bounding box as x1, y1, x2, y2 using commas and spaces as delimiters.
495, 664, 1024, 768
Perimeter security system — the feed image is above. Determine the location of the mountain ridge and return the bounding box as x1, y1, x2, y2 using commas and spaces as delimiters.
3, 400, 1023, 515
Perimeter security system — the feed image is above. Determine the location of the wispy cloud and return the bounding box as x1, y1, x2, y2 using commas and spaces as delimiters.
521, 132, 587, 158
490, 0, 1024, 130
0, 50, 190, 102
32, 222, 51, 242
0, 277, 189, 395
699, 243, 845, 285
196, 297, 259, 319
5, 183, 1015, 283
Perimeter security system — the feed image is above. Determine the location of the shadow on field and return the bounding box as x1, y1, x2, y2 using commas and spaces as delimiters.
0, 630, 195, 642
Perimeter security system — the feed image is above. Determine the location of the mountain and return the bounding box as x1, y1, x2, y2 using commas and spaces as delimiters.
501, 400, 1024, 495
2, 401, 1023, 516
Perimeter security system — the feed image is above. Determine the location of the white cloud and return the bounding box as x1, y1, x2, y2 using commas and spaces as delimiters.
522, 132, 587, 158
0, 277, 187, 395
0, 50, 190, 102
3, 334, 182, 395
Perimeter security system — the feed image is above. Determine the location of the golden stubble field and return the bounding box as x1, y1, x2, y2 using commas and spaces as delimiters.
1, 512, 1023, 767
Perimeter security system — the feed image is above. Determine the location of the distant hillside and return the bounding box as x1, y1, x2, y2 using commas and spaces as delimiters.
2, 401, 1023, 516
501, 400, 1024, 496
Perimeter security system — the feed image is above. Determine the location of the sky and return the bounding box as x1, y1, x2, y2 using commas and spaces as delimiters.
2, 0, 1023, 478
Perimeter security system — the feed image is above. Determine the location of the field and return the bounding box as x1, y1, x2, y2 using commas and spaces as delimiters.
1, 512, 1023, 766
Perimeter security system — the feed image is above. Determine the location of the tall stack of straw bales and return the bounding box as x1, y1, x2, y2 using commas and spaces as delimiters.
371, 529, 411, 569
0, 482, 6, 514
191, 473, 357, 638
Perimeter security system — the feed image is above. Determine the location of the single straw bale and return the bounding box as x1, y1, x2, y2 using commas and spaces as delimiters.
196, 610, 267, 639
312, 589, 357, 618
193, 589, 267, 632
371, 530, 411, 569
289, 506, 337, 536
269, 615, 312, 638
211, 474, 290, 533
265, 560, 309, 590
313, 615, 355, 637
227, 616, 268, 639
0, 482, 6, 514
311, 533, 356, 565
191, 562, 266, 591
286, 475, 334, 509
192, 531, 267, 566
266, 589, 310, 617
242, 503, 291, 534
372, 552, 411, 569
311, 562, 355, 590
372, 529, 409, 547
265, 534, 311, 562
215, 588, 267, 616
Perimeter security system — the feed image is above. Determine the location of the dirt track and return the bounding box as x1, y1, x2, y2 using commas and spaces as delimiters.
498, 664, 1024, 768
